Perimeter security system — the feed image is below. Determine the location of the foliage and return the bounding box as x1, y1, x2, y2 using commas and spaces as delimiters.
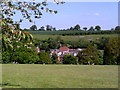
46, 25, 52, 31
115, 26, 120, 31
74, 24, 80, 30
30, 25, 37, 31
33, 34, 117, 50
2, 47, 39, 64
103, 37, 119, 65
28, 30, 119, 36
2, 51, 11, 64
88, 26, 94, 31
63, 55, 77, 64
95, 25, 101, 31
39, 26, 45, 31
97, 51, 104, 65
2, 20, 33, 51
34, 37, 63, 51
37, 51, 51, 64
1, 1, 64, 24
1, 0, 64, 64
77, 45, 100, 65
83, 27, 87, 31
1, 0, 64, 49
51, 53, 58, 64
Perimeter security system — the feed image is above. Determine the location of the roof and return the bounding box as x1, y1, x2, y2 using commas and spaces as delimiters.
59, 47, 69, 52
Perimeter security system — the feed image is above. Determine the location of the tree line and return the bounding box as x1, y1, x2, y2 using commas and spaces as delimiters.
24, 24, 120, 36
25, 24, 120, 32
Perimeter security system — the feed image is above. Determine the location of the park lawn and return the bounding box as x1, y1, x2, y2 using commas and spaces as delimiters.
2, 64, 118, 88
33, 34, 118, 42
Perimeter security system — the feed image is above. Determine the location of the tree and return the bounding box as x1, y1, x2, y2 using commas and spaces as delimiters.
88, 26, 94, 31
46, 25, 52, 31
103, 37, 119, 65
1, 0, 64, 63
70, 27, 74, 30
11, 47, 39, 64
111, 28, 115, 31
53, 27, 56, 31
63, 55, 77, 64
51, 53, 58, 64
2, 51, 11, 64
39, 26, 45, 31
40, 43, 49, 51
30, 25, 37, 30
83, 27, 87, 31
2, 47, 39, 64
97, 51, 104, 65
1, 1, 64, 23
115, 26, 120, 31
37, 52, 51, 64
2, 20, 33, 51
1, 0, 64, 51
95, 25, 101, 31
74, 24, 80, 30
77, 45, 99, 65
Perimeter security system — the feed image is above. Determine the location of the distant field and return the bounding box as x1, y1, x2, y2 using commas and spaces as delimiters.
28, 30, 117, 35
33, 34, 118, 41
2, 65, 118, 88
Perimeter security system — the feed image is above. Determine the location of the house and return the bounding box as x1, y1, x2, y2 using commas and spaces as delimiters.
59, 46, 69, 52
50, 47, 84, 63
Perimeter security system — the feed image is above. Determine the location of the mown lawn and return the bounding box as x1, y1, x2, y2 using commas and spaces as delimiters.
2, 65, 118, 88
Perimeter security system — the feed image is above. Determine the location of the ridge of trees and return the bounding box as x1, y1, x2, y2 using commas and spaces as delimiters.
25, 24, 120, 32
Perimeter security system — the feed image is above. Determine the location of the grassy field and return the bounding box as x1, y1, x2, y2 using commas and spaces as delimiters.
2, 64, 118, 88
33, 34, 118, 41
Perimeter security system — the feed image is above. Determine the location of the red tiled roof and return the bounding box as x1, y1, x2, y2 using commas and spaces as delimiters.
59, 47, 69, 52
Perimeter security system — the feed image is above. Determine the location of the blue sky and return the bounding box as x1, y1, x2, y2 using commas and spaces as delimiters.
17, 2, 118, 30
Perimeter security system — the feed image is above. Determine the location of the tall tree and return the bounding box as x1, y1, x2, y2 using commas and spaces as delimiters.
103, 37, 119, 65
115, 26, 120, 31
77, 45, 99, 65
39, 26, 45, 31
53, 27, 56, 31
95, 25, 101, 31
88, 26, 94, 31
83, 27, 87, 31
70, 27, 74, 30
74, 24, 80, 30
30, 25, 37, 30
46, 25, 52, 31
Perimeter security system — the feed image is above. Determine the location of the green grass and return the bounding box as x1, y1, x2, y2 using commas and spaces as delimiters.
33, 34, 118, 41
2, 64, 118, 88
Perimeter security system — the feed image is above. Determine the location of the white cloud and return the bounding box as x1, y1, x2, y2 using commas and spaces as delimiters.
95, 13, 100, 16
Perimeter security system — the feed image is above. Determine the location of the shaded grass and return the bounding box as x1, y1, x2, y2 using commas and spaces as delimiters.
2, 65, 118, 88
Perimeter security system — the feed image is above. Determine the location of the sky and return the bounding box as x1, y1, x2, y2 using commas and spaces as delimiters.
15, 2, 118, 30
